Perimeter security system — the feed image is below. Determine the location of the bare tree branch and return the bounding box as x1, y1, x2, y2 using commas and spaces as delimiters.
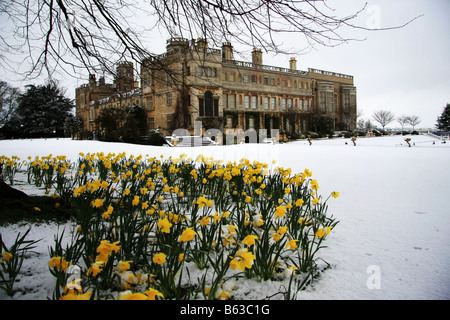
0, 0, 422, 81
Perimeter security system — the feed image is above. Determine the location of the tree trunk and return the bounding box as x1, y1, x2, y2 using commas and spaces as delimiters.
0, 180, 28, 199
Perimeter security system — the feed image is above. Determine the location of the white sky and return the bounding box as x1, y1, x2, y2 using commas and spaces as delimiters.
1, 0, 448, 129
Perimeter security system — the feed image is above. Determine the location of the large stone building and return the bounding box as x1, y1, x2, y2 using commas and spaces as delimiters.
76, 38, 357, 139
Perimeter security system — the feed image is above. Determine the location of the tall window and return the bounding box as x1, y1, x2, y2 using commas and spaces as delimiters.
244, 95, 250, 109
199, 91, 219, 117
271, 97, 276, 110
264, 97, 269, 110
251, 96, 257, 109
166, 93, 172, 106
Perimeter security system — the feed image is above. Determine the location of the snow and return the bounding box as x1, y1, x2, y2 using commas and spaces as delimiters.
1, 134, 449, 300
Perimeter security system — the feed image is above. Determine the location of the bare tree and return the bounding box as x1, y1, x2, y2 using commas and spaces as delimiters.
372, 110, 395, 130
0, 81, 20, 126
406, 115, 421, 131
0, 0, 423, 81
397, 115, 409, 131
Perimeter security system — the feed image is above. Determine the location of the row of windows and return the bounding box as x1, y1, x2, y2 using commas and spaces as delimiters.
223, 94, 310, 112
142, 66, 311, 91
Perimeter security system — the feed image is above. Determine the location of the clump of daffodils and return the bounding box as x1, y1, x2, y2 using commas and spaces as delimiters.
3, 151, 339, 300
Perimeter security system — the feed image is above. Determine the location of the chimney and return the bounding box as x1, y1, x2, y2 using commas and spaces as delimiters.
289, 57, 297, 71
252, 48, 262, 66
222, 42, 234, 60
89, 74, 96, 87
196, 38, 208, 51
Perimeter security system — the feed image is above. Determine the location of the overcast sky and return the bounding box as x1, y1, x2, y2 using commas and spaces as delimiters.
2, 0, 448, 129
261, 0, 449, 129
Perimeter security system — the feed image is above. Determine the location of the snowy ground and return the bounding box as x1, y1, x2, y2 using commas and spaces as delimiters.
1, 134, 449, 300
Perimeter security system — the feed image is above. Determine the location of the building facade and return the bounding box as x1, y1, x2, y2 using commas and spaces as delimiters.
76, 38, 357, 138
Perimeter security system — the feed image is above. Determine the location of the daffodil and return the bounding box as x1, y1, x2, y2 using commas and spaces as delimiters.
59, 290, 92, 300
229, 248, 256, 271
102, 204, 114, 219
87, 261, 105, 276
144, 288, 165, 300
331, 191, 339, 198
312, 197, 320, 205
91, 198, 104, 208
48, 256, 70, 271
1, 251, 12, 263
310, 179, 319, 190
286, 239, 299, 250
200, 216, 211, 227
158, 218, 172, 233
242, 235, 258, 246
295, 199, 304, 206
178, 228, 197, 242
152, 253, 166, 265
116, 260, 133, 272
315, 226, 333, 239
275, 205, 286, 218
118, 291, 149, 300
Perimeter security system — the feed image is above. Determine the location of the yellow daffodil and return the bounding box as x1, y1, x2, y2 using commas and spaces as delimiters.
158, 218, 172, 233
242, 235, 258, 246
200, 216, 211, 227
331, 191, 339, 198
91, 198, 104, 208
275, 205, 286, 218
144, 288, 165, 300
286, 239, 299, 250
229, 248, 256, 271
119, 291, 149, 300
116, 260, 133, 272
48, 256, 70, 271
178, 228, 197, 242
132, 195, 140, 206
295, 199, 304, 206
152, 253, 166, 265
87, 261, 105, 276
2, 252, 13, 263
312, 197, 320, 205
59, 291, 92, 300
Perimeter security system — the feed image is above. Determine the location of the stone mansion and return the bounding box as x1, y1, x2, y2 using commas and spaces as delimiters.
75, 38, 357, 138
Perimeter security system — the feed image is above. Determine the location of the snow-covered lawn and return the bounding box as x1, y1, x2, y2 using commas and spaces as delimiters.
1, 134, 449, 300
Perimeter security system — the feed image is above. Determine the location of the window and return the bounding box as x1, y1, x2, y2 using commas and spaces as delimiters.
248, 117, 255, 129
251, 96, 257, 109
287, 98, 293, 110
198, 66, 217, 77
148, 117, 155, 129
281, 98, 287, 110
251, 75, 257, 83
223, 94, 228, 110
228, 94, 236, 109
243, 75, 249, 83
226, 117, 233, 128
264, 77, 269, 85
166, 93, 172, 106
148, 98, 154, 110
199, 91, 219, 117
264, 97, 269, 110
244, 95, 250, 109
271, 97, 276, 110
